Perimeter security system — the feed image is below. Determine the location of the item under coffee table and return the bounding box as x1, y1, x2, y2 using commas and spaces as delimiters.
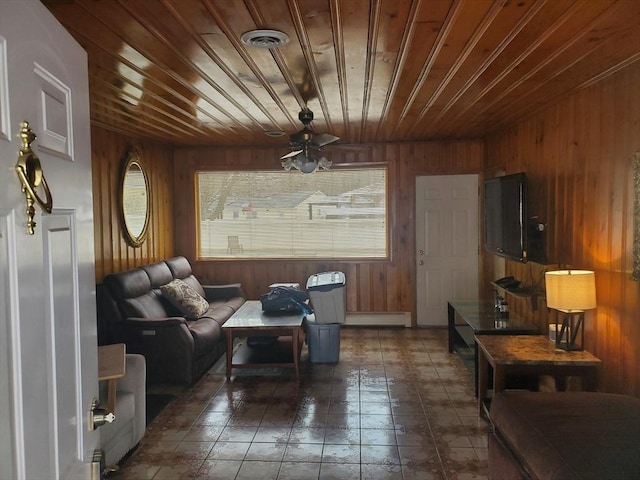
222, 300, 306, 380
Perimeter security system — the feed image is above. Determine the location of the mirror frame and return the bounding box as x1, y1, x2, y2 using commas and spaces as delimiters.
120, 147, 151, 247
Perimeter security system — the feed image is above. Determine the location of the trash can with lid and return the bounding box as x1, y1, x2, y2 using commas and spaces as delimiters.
305, 272, 345, 363
306, 271, 346, 324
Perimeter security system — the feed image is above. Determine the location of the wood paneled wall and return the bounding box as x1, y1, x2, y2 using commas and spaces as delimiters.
91, 126, 175, 279
483, 62, 640, 397
172, 141, 483, 323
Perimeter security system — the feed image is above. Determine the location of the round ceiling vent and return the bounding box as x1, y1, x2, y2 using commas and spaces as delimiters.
241, 29, 290, 49
264, 130, 286, 137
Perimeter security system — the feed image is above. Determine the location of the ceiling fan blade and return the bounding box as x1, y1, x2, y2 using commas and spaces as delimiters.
280, 149, 304, 160
310, 133, 340, 147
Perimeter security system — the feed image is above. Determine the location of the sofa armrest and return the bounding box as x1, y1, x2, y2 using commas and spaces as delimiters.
117, 354, 146, 444
116, 353, 147, 444
120, 317, 196, 384
117, 353, 146, 395
124, 316, 187, 328
203, 283, 245, 301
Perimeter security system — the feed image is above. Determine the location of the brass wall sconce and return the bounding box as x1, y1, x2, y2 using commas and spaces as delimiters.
14, 121, 53, 234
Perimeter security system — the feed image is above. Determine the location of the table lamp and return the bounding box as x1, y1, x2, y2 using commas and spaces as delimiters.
545, 270, 596, 351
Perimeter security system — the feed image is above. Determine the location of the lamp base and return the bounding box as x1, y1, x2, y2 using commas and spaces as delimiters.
554, 312, 585, 351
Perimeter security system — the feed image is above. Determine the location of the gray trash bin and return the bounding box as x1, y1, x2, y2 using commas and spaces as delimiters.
305, 315, 341, 363
306, 271, 346, 324
305, 272, 346, 363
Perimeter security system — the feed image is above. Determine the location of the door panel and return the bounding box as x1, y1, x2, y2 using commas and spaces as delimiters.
0, 210, 21, 480
43, 214, 81, 476
34, 63, 74, 159
416, 175, 479, 326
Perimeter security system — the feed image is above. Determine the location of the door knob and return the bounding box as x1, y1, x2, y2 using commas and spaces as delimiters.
418, 260, 424, 265
89, 398, 115, 431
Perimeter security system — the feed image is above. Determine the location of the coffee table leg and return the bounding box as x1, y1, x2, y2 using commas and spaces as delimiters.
292, 328, 300, 379
225, 330, 233, 381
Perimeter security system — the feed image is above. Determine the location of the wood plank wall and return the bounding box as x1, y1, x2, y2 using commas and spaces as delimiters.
91, 126, 175, 279
172, 141, 483, 323
483, 62, 640, 397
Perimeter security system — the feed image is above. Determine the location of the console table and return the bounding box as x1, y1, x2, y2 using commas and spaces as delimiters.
448, 301, 539, 393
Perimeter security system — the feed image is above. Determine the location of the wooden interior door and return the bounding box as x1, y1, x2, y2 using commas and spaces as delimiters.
416, 175, 479, 326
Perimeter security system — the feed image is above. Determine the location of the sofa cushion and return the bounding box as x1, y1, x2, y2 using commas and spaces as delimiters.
140, 261, 182, 316
141, 261, 174, 288
105, 268, 151, 300
160, 279, 210, 319
165, 256, 193, 279
201, 304, 236, 328
165, 256, 206, 297
490, 391, 640, 480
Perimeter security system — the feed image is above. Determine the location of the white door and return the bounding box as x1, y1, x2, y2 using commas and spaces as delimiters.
0, 2, 98, 479
416, 175, 479, 326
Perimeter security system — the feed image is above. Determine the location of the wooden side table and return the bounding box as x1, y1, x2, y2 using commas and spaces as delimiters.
475, 335, 601, 418
98, 343, 126, 413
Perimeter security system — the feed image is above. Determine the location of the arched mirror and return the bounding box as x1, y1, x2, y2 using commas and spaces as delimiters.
120, 148, 150, 247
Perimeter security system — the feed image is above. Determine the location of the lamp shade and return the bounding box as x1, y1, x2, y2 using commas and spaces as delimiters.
545, 270, 596, 312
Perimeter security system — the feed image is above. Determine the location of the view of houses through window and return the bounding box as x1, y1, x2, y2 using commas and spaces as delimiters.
197, 168, 387, 259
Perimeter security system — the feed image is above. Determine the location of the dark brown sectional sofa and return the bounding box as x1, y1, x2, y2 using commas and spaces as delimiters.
488, 391, 640, 479
97, 256, 245, 385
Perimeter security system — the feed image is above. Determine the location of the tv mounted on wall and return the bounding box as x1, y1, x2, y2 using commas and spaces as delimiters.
483, 172, 528, 263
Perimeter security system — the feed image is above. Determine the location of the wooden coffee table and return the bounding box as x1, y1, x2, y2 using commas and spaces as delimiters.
475, 334, 601, 419
222, 300, 306, 380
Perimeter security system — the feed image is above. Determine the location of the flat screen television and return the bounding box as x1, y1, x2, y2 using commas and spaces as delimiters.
483, 172, 528, 263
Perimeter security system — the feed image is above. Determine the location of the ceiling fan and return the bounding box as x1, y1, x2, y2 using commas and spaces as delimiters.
280, 107, 340, 173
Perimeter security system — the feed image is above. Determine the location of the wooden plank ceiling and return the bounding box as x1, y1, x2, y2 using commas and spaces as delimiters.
43, 0, 640, 147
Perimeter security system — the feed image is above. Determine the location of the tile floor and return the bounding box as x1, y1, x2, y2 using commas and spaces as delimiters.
110, 327, 489, 480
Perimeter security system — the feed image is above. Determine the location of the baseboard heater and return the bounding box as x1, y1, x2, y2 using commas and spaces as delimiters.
344, 312, 411, 327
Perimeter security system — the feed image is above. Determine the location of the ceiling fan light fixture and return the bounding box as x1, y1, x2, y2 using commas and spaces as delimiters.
281, 151, 321, 173
318, 157, 332, 170
296, 157, 318, 174
241, 29, 290, 49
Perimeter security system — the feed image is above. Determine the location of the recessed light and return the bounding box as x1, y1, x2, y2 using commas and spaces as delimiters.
241, 29, 290, 49
264, 130, 286, 137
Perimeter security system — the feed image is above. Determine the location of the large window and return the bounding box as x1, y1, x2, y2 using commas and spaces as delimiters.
197, 168, 388, 259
